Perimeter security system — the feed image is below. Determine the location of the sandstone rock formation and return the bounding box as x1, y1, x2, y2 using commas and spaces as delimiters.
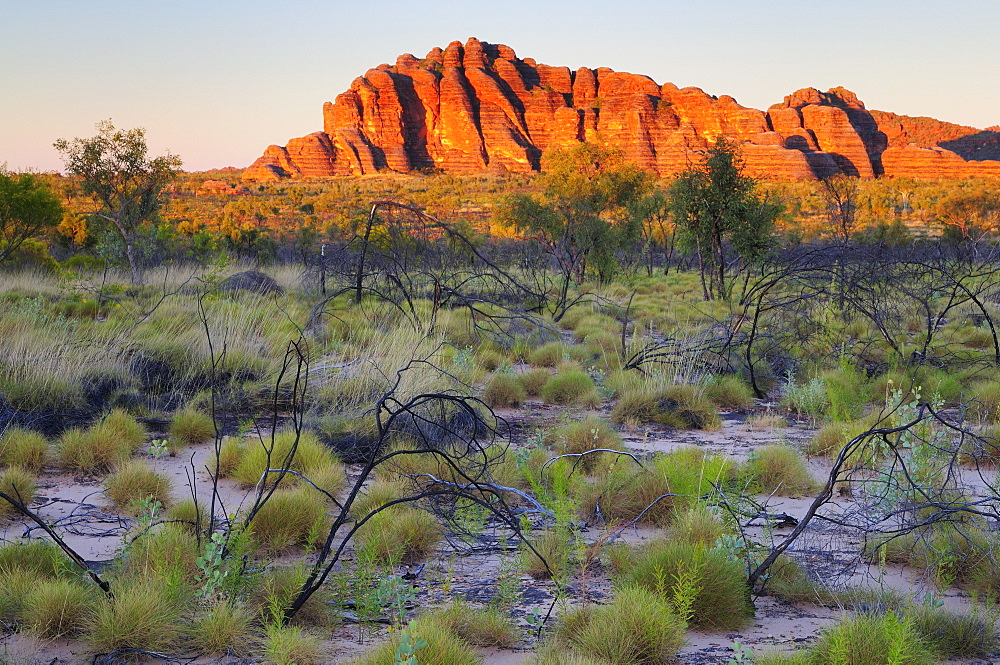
244, 38, 999, 182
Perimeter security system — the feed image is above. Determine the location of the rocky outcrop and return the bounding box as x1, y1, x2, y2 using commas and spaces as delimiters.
244, 38, 998, 181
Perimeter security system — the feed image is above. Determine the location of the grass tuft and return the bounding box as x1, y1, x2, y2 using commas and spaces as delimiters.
0, 467, 37, 517
22, 578, 95, 638
104, 459, 173, 513
0, 428, 49, 472
540, 369, 600, 407
190, 601, 255, 656
482, 371, 526, 408
744, 444, 818, 495
168, 406, 215, 451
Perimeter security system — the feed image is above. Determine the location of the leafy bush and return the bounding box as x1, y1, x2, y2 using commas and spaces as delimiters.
482, 371, 526, 408
541, 370, 600, 407
782, 375, 829, 420
0, 428, 49, 472
104, 459, 173, 513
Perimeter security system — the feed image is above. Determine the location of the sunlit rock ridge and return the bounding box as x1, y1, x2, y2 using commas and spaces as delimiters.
244, 38, 1000, 181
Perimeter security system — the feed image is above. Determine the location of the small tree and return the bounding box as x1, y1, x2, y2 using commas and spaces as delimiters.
495, 143, 651, 319
55, 121, 181, 283
820, 174, 859, 242
0, 168, 63, 267
669, 138, 780, 300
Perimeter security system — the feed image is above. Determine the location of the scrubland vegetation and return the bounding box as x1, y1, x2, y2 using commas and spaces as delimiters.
1, 136, 1000, 663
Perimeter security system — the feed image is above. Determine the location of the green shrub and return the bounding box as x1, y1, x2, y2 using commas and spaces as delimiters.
809, 611, 935, 665
0, 428, 49, 472
482, 372, 526, 408
356, 506, 442, 564
87, 578, 185, 652
561, 585, 686, 664
104, 459, 173, 514
190, 601, 255, 656
352, 613, 481, 665
0, 467, 37, 517
57, 425, 135, 473
549, 416, 623, 473
168, 406, 215, 450
614, 538, 753, 630
23, 578, 95, 638
519, 367, 552, 396
908, 604, 999, 658
523, 529, 573, 580
704, 375, 755, 409
263, 623, 323, 665
541, 370, 600, 407
782, 375, 829, 420
433, 600, 518, 647
611, 385, 720, 430
231, 428, 339, 487
744, 444, 818, 495
529, 342, 571, 367
248, 486, 328, 554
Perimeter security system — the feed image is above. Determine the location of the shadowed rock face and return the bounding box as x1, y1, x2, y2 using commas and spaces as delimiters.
243, 38, 1000, 182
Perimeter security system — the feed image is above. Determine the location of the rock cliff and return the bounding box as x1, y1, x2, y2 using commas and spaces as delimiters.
244, 38, 999, 181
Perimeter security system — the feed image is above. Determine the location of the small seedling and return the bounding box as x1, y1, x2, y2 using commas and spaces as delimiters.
148, 438, 168, 458
727, 640, 753, 665
394, 622, 428, 665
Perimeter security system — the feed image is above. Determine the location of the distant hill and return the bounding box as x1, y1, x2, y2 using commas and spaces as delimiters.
245, 38, 1000, 182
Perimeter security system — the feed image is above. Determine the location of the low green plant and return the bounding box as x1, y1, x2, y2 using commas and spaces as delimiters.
57, 423, 136, 473
0, 428, 49, 472
0, 467, 37, 517
482, 371, 526, 408
166, 497, 208, 534
744, 444, 818, 495
611, 384, 720, 430
168, 406, 215, 450
86, 578, 186, 652
529, 342, 571, 367
908, 603, 999, 658
523, 529, 573, 580
231, 428, 339, 487
613, 538, 753, 630
0, 539, 72, 578
809, 611, 935, 665
103, 459, 173, 514
540, 369, 600, 407
22, 578, 95, 638
247, 486, 328, 554
353, 613, 481, 665
560, 584, 686, 665
189, 600, 255, 656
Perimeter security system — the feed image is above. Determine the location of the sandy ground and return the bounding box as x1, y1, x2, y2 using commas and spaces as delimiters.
3, 408, 999, 664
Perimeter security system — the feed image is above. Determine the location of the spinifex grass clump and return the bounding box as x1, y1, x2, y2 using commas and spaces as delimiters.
168, 405, 215, 450
704, 374, 755, 409
352, 613, 481, 665
103, 459, 173, 514
519, 367, 552, 396
611, 384, 720, 430
808, 612, 935, 665
554, 585, 686, 665
540, 369, 600, 407
57, 408, 146, 473
0, 428, 49, 472
247, 486, 329, 554
431, 600, 518, 648
22, 578, 96, 638
0, 467, 37, 517
482, 371, 526, 408
613, 537, 753, 630
548, 415, 624, 473
86, 578, 186, 652
744, 444, 818, 495
229, 428, 342, 487
355, 506, 442, 564
189, 601, 255, 657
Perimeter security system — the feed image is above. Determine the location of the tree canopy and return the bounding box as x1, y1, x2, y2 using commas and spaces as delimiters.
0, 168, 64, 268
55, 120, 181, 283
669, 138, 780, 300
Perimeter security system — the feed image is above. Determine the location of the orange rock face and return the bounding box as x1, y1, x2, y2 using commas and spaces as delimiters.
244, 39, 999, 181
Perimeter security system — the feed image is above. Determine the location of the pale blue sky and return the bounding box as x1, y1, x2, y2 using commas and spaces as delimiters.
2, 0, 997, 172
